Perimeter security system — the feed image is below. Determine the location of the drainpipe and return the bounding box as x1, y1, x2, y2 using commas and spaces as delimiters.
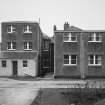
80, 32, 85, 79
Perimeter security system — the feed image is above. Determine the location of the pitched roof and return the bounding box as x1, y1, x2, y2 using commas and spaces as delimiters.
2, 21, 39, 24
43, 33, 51, 40
70, 26, 82, 31
0, 51, 38, 59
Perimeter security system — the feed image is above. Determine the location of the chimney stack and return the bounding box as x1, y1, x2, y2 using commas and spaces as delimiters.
53, 25, 57, 31
64, 22, 70, 30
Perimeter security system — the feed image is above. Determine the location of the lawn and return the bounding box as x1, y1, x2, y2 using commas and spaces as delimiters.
31, 88, 105, 105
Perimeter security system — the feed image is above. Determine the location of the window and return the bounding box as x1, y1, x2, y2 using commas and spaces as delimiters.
64, 55, 77, 65
63, 33, 77, 42
88, 55, 101, 65
7, 25, 16, 33
23, 60, 28, 67
24, 42, 32, 50
43, 59, 49, 68
7, 42, 16, 50
23, 25, 32, 33
2, 60, 6, 67
88, 33, 102, 42
43, 40, 49, 50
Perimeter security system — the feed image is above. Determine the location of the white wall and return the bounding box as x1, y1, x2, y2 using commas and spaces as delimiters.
0, 59, 37, 77
0, 59, 12, 76
18, 59, 37, 77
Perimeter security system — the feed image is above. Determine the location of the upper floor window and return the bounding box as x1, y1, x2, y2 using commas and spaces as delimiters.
23, 25, 32, 33
88, 55, 101, 66
7, 42, 16, 50
7, 25, 16, 33
63, 33, 77, 42
88, 33, 102, 42
43, 40, 49, 51
24, 42, 32, 50
64, 54, 77, 65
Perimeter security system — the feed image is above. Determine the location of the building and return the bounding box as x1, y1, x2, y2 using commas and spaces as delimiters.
40, 34, 54, 76
54, 22, 105, 79
0, 21, 43, 77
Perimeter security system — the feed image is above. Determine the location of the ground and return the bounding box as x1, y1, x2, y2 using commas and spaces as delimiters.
0, 78, 105, 105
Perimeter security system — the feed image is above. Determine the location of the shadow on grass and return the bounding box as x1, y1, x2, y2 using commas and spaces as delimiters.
30, 88, 105, 105
30, 89, 43, 105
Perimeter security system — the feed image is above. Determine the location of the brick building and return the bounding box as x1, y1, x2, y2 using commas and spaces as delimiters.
54, 22, 105, 79
39, 34, 54, 76
0, 21, 43, 77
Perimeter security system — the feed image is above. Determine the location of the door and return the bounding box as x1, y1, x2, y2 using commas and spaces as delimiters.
12, 61, 18, 76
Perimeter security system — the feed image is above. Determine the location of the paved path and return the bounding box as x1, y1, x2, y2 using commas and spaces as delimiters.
0, 88, 39, 105
0, 78, 105, 88
0, 78, 105, 105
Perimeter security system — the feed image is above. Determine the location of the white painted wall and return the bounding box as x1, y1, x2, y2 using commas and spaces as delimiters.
18, 59, 37, 77
0, 59, 12, 76
0, 59, 37, 77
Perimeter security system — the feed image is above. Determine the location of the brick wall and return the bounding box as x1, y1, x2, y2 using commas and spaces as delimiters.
54, 28, 105, 78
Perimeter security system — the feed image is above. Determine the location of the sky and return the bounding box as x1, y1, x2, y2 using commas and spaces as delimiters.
0, 0, 105, 39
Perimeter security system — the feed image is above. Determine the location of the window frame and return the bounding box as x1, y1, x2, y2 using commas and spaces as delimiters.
88, 32, 102, 42
2, 60, 6, 68
63, 33, 77, 42
7, 25, 16, 33
64, 54, 77, 66
43, 59, 49, 68
23, 25, 32, 33
7, 42, 16, 50
23, 60, 28, 67
24, 42, 32, 50
88, 55, 101, 66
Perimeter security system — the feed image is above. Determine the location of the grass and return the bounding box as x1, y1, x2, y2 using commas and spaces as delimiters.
30, 88, 105, 105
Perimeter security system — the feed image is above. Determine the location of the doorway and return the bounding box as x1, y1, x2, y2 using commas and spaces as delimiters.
12, 61, 18, 76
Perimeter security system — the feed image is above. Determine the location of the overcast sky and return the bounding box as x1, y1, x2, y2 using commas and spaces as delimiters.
0, 0, 105, 39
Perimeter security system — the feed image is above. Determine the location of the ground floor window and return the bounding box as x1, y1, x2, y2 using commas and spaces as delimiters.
23, 60, 28, 67
43, 59, 49, 68
64, 54, 77, 65
2, 60, 6, 67
88, 55, 101, 66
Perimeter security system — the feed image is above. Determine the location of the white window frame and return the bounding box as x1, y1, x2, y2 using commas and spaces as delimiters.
7, 42, 16, 50
23, 25, 32, 33
88, 32, 102, 42
7, 25, 15, 33
63, 33, 77, 42
88, 55, 101, 66
64, 55, 77, 66
24, 42, 32, 50
23, 60, 28, 67
2, 60, 6, 68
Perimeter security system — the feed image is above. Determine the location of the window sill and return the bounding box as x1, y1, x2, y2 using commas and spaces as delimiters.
64, 64, 77, 66
88, 64, 101, 66
7, 32, 15, 33
23, 32, 32, 33
64, 41, 77, 42
24, 49, 32, 51
7, 49, 16, 51
88, 41, 102, 43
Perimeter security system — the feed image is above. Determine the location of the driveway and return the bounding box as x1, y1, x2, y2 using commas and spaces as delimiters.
0, 77, 105, 105
0, 88, 39, 105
